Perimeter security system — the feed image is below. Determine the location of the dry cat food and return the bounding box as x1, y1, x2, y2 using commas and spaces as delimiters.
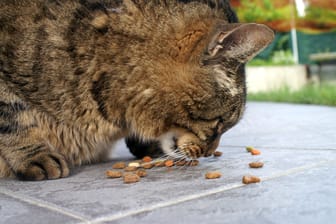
242, 175, 261, 184
246, 146, 254, 152
141, 163, 154, 169
250, 149, 261, 155
246, 146, 261, 155
112, 162, 126, 169
187, 160, 199, 166
142, 156, 153, 163
124, 166, 138, 172
135, 169, 147, 177
106, 143, 267, 185
205, 171, 222, 179
213, 151, 223, 157
164, 160, 174, 167
106, 157, 209, 184
175, 160, 187, 166
123, 173, 141, 184
249, 161, 264, 168
128, 162, 140, 167
105, 170, 123, 178
155, 160, 166, 167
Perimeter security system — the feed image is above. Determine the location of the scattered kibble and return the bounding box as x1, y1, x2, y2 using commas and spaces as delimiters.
123, 173, 140, 184
128, 162, 140, 167
142, 156, 153, 163
205, 171, 222, 179
112, 162, 126, 169
164, 160, 174, 167
249, 162, 264, 168
105, 170, 123, 178
135, 169, 147, 177
250, 149, 261, 155
155, 161, 166, 167
213, 151, 223, 157
246, 146, 261, 155
187, 160, 199, 166
124, 166, 138, 172
142, 163, 154, 169
175, 160, 187, 166
107, 147, 266, 186
246, 146, 254, 152
242, 175, 261, 184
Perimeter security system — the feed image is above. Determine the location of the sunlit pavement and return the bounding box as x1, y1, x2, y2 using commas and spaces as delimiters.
1, 102, 335, 224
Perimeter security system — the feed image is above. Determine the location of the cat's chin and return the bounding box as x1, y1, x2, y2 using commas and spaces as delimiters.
158, 131, 179, 157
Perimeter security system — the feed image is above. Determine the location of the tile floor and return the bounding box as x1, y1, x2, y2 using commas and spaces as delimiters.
1, 102, 335, 224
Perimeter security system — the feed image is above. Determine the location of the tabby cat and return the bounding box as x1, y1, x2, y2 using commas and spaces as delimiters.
0, 0, 274, 180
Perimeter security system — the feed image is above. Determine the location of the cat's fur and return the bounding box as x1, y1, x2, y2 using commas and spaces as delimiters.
0, 0, 274, 180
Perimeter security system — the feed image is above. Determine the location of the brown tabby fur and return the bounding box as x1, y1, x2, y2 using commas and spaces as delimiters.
0, 0, 274, 180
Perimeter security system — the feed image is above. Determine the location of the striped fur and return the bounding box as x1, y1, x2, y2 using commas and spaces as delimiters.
0, 0, 273, 180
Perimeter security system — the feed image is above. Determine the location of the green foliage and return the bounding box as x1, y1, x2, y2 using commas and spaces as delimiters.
304, 6, 336, 25
248, 84, 336, 106
237, 0, 291, 22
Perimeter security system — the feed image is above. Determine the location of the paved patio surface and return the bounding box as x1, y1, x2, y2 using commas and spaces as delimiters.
1, 102, 335, 224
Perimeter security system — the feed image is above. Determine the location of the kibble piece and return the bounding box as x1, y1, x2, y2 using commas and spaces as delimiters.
155, 161, 166, 167
175, 160, 187, 166
142, 156, 152, 163
205, 171, 222, 179
124, 166, 138, 171
164, 160, 174, 167
246, 146, 254, 152
135, 169, 147, 177
105, 170, 123, 178
250, 149, 261, 155
128, 162, 140, 167
112, 162, 126, 169
141, 163, 154, 169
187, 160, 199, 166
249, 162, 264, 168
213, 151, 223, 157
123, 173, 140, 184
242, 175, 261, 184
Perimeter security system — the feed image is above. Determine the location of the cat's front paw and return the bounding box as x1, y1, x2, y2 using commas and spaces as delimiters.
15, 151, 69, 181
178, 142, 204, 158
158, 129, 206, 159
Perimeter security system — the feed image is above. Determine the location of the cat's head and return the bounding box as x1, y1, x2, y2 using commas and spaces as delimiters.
108, 2, 274, 158
152, 22, 275, 158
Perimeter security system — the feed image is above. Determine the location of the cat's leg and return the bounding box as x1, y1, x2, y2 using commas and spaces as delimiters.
0, 155, 14, 177
0, 101, 69, 180
125, 137, 164, 159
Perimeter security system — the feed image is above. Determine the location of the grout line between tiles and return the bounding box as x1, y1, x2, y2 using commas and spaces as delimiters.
88, 159, 334, 224
0, 189, 91, 224
261, 159, 336, 181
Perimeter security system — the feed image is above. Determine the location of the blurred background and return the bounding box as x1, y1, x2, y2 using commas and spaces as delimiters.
231, 0, 336, 106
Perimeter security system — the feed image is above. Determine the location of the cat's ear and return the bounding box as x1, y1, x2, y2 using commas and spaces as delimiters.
202, 23, 274, 64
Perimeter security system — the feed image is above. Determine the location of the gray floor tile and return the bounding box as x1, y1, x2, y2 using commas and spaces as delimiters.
221, 102, 336, 149
0, 193, 83, 224
1, 102, 335, 224
1, 147, 334, 222
112, 162, 336, 224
